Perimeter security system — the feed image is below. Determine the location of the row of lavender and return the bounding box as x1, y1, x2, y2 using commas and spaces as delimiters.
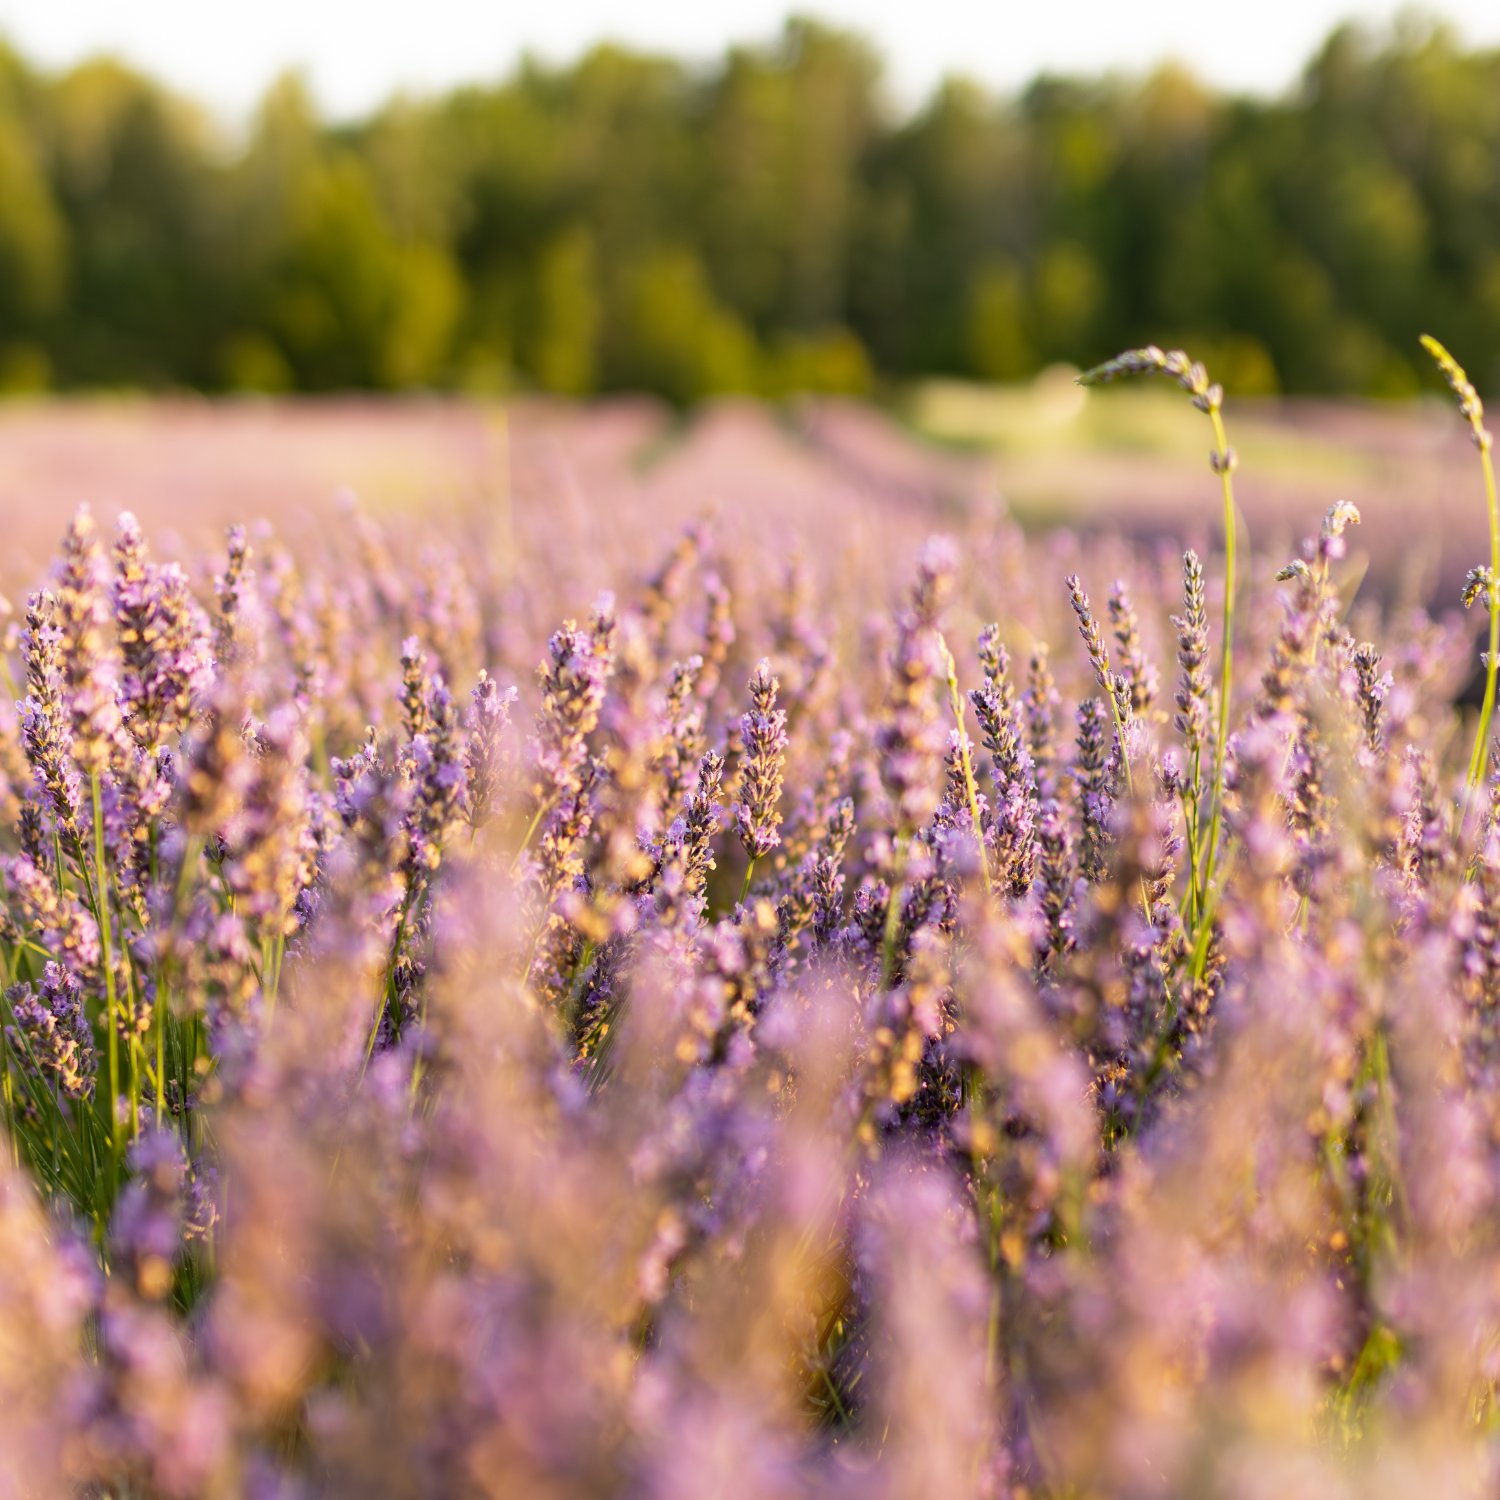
0, 344, 1497, 1498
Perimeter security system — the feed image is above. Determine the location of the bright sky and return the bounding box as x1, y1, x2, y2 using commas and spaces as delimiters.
0, 0, 1496, 121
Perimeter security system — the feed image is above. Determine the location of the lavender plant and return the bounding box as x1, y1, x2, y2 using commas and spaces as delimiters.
732, 658, 788, 898
1078, 347, 1239, 926
1422, 334, 1499, 794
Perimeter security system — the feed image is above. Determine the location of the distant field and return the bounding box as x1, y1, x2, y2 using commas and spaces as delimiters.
911, 372, 1485, 606
0, 379, 1481, 611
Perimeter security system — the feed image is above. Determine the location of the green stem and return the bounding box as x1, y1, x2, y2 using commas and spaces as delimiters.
1179, 744, 1204, 927
119, 940, 141, 1140
1199, 406, 1238, 909
739, 857, 757, 904
984, 1233, 1002, 1395
149, 829, 165, 1131
819, 1367, 851, 1428
267, 926, 286, 1023
154, 985, 165, 1130
879, 837, 909, 991
939, 635, 992, 897
1100, 674, 1156, 920
1468, 441, 1500, 792
509, 795, 555, 877
362, 875, 422, 1078
0, 984, 17, 1172
90, 772, 123, 1176
1188, 841, 1230, 984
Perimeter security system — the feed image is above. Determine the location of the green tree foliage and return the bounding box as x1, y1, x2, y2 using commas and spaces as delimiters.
255, 154, 462, 389
524, 226, 600, 395
614, 246, 760, 402
0, 17, 1499, 398
43, 59, 229, 386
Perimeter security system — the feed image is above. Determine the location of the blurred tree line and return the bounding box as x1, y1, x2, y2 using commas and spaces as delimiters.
0, 15, 1498, 401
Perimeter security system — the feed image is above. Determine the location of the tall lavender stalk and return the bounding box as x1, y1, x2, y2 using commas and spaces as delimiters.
112, 512, 214, 753
465, 671, 517, 833
970, 631, 1036, 899
875, 537, 956, 986
1420, 335, 1498, 795
1066, 574, 1132, 775
733, 659, 788, 900
54, 509, 133, 1162
1078, 347, 1238, 909
1108, 580, 1157, 718
522, 595, 617, 993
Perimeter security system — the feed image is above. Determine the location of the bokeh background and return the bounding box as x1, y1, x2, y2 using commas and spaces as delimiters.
0, 6, 1493, 608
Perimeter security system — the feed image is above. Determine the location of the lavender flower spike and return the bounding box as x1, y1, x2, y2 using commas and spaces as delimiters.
876, 536, 957, 834
213, 523, 259, 669
1079, 344, 1239, 913
1074, 698, 1115, 884
1108, 579, 1158, 718
1066, 574, 1112, 692
734, 658, 788, 884
18, 591, 83, 839
110, 1126, 188, 1300
400, 634, 435, 746
1077, 343, 1223, 416
6, 963, 95, 1101
1423, 335, 1499, 791
54, 506, 120, 777
465, 670, 517, 832
113, 511, 214, 751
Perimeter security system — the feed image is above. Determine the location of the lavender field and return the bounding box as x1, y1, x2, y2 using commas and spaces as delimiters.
2, 353, 1500, 1500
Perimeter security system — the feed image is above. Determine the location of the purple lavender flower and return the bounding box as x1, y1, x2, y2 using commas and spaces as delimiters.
1108, 579, 1159, 718
399, 634, 435, 746
53, 506, 121, 776
733, 658, 788, 867
110, 1126, 189, 1299
808, 796, 855, 948
1024, 644, 1061, 799
655, 655, 706, 810
1067, 573, 1112, 692
112, 511, 215, 752
528, 595, 617, 907
1079, 342, 1224, 414
659, 748, 724, 914
409, 682, 464, 870
1035, 796, 1074, 962
1352, 642, 1391, 759
4, 852, 102, 971
642, 526, 700, 651
464, 670, 517, 832
532, 597, 616, 802
17, 591, 83, 838
219, 707, 314, 938
1073, 698, 1116, 884
970, 635, 1038, 899
214, 524, 260, 669
1171, 549, 1212, 798
876, 537, 957, 833
5, 962, 95, 1101
1067, 573, 1131, 727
